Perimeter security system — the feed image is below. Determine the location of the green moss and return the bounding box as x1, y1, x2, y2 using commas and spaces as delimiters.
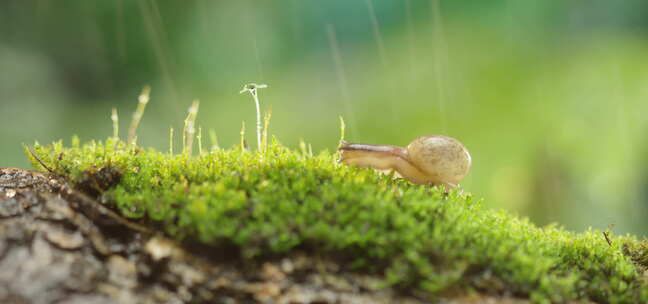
26, 137, 648, 303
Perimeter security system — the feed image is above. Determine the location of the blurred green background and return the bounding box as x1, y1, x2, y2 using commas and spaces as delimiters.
3, 0, 648, 235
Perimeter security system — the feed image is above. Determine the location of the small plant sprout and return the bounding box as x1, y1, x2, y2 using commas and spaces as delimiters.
262, 109, 272, 152
111, 108, 119, 139
197, 126, 203, 155
128, 85, 151, 145
169, 127, 174, 155
335, 116, 347, 162
603, 224, 616, 247
339, 115, 346, 145
240, 121, 247, 151
183, 100, 200, 156
296, 139, 313, 157
209, 129, 220, 151
299, 138, 308, 155
239, 83, 268, 151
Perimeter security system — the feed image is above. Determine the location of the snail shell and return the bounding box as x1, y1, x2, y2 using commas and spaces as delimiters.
338, 135, 471, 187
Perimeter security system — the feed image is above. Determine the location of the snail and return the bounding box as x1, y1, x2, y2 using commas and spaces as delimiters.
338, 135, 471, 188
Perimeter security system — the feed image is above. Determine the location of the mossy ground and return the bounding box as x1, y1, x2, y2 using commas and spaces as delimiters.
26, 137, 648, 303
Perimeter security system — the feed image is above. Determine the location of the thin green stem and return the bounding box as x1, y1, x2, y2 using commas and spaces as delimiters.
128, 86, 151, 145
111, 108, 119, 139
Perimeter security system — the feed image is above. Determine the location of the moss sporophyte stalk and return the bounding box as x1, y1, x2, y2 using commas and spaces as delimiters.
23, 85, 648, 303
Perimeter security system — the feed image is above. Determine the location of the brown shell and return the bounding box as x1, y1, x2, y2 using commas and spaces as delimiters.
406, 135, 471, 186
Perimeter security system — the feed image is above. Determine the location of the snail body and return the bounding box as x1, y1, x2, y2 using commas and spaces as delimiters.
338, 135, 471, 187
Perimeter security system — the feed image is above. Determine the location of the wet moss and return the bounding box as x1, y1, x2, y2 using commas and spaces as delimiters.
26, 137, 648, 303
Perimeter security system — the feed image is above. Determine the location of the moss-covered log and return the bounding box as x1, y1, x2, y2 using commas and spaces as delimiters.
19, 138, 648, 303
